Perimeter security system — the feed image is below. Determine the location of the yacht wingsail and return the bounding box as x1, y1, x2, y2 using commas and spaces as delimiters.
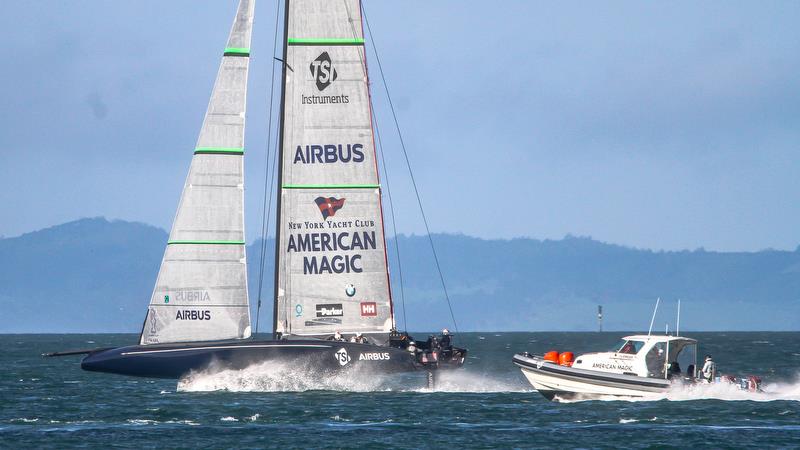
274, 0, 393, 338
140, 0, 255, 345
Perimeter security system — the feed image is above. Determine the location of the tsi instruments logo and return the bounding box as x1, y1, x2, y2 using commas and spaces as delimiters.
334, 348, 351, 366
310, 51, 337, 91
303, 52, 349, 105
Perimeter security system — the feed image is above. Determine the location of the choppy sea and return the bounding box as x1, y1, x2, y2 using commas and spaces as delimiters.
2, 332, 799, 449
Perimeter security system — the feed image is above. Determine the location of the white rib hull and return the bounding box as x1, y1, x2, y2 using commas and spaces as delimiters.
514, 353, 669, 401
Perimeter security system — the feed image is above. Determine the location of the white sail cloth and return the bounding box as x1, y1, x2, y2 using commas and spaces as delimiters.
140, 0, 254, 345
275, 0, 394, 337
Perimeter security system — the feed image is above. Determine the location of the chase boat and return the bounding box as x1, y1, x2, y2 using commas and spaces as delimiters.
513, 334, 761, 401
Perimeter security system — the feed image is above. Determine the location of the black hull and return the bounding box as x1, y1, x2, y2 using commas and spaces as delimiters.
81, 340, 420, 379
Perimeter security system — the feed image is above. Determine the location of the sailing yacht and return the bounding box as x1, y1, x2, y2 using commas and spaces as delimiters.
48, 0, 465, 379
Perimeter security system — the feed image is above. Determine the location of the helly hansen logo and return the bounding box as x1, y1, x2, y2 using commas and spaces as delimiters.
310, 52, 337, 91
360, 302, 377, 317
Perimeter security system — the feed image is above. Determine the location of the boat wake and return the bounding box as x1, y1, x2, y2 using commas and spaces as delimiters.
663, 377, 800, 402
410, 369, 532, 393
177, 360, 529, 393
556, 375, 800, 403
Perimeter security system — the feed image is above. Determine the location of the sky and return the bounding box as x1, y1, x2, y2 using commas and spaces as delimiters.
1, 1, 798, 252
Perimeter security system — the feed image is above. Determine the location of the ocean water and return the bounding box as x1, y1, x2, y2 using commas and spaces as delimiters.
2, 332, 799, 449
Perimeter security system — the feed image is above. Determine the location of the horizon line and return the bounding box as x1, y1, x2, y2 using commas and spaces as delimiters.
3, 216, 799, 255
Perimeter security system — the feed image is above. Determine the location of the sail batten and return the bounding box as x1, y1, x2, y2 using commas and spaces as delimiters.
287, 38, 364, 46
140, 0, 255, 345
275, 0, 394, 339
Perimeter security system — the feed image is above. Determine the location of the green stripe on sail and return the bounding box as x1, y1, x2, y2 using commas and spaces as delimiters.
287, 38, 365, 46
282, 184, 380, 189
223, 47, 250, 56
168, 240, 245, 245
194, 147, 244, 155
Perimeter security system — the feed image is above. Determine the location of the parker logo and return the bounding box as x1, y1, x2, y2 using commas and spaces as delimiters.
334, 348, 351, 366
360, 302, 377, 317
310, 52, 337, 91
316, 303, 344, 317
315, 196, 345, 220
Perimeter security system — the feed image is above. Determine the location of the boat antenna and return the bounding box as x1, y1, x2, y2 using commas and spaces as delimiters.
647, 297, 660, 336
361, 2, 460, 337
676, 299, 681, 337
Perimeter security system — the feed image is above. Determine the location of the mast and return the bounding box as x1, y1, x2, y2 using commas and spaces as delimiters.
272, 0, 290, 339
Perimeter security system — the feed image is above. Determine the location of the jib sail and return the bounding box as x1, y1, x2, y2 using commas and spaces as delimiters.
140, 0, 254, 345
274, 0, 394, 338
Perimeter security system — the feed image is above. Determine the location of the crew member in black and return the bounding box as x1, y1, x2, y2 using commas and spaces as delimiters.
440, 328, 452, 348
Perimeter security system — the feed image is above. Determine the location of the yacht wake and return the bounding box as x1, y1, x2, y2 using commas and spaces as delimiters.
177, 360, 390, 392
410, 369, 532, 393
177, 360, 529, 393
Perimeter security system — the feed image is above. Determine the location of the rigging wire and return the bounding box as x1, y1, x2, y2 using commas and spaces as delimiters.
254, 0, 283, 336
370, 103, 408, 332
361, 2, 460, 337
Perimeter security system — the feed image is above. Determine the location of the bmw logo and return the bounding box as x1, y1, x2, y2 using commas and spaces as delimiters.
345, 284, 356, 297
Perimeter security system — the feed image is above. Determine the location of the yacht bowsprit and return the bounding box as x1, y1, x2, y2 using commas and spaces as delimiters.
47, 0, 466, 381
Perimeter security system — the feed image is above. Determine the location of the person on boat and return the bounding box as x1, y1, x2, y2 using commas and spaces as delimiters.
350, 332, 367, 344
702, 355, 716, 382
620, 341, 636, 354
329, 331, 345, 342
427, 334, 440, 351
440, 328, 452, 348
668, 361, 681, 379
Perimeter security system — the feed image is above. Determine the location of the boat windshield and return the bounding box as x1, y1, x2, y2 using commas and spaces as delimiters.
611, 339, 645, 354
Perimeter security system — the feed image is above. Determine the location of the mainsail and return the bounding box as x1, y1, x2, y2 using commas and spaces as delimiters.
274, 0, 394, 337
140, 0, 255, 345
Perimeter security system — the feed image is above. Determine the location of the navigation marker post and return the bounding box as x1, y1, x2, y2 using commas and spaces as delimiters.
597, 305, 603, 332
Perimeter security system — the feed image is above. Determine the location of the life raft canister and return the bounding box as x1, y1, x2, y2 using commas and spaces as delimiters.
559, 351, 575, 367
543, 351, 560, 363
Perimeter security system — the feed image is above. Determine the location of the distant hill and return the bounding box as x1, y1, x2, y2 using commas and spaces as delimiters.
1, 218, 798, 333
